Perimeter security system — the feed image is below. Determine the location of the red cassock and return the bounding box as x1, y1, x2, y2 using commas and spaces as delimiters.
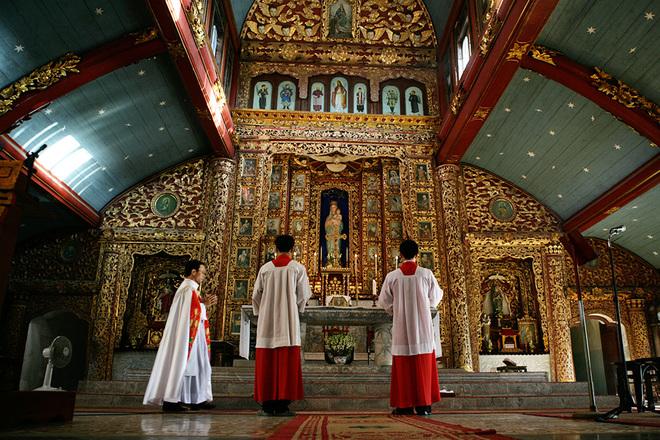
253, 254, 311, 403
379, 261, 443, 408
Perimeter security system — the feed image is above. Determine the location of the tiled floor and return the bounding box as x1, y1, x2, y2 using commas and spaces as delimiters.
1, 411, 659, 439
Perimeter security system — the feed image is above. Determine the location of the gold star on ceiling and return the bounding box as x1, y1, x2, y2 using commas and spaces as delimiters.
527, 151, 535, 157
644, 11, 655, 20
587, 26, 597, 34
567, 102, 575, 108
14, 44, 24, 53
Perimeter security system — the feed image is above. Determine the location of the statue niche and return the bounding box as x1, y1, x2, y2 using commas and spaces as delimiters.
320, 188, 349, 268
120, 252, 189, 350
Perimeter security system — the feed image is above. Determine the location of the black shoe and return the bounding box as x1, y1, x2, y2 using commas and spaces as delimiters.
415, 406, 432, 416
273, 409, 296, 417
190, 401, 216, 411
162, 401, 189, 412
392, 407, 414, 415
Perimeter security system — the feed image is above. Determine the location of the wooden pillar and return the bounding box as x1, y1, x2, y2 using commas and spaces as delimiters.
436, 164, 473, 371
627, 299, 651, 360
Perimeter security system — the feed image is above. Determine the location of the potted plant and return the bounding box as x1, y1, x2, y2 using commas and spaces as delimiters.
324, 333, 356, 365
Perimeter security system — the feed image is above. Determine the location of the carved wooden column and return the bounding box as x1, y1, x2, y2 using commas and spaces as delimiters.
436, 164, 473, 371
543, 244, 575, 382
200, 157, 237, 339
627, 299, 651, 360
87, 245, 120, 380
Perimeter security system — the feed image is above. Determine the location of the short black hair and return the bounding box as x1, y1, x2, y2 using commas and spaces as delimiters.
275, 234, 295, 252
399, 240, 419, 260
184, 259, 205, 276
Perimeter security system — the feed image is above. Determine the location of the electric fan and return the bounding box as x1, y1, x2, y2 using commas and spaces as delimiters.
34, 336, 72, 391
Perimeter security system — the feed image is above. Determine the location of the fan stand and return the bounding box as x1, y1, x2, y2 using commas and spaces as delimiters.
34, 358, 63, 392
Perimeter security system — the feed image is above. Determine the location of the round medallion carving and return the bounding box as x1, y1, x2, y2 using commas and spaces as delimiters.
489, 197, 516, 222
151, 192, 180, 218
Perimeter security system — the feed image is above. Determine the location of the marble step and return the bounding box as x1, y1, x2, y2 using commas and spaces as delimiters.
78, 378, 587, 398
75, 390, 619, 411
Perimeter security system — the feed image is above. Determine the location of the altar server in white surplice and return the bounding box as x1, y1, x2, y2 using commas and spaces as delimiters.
252, 234, 312, 416
378, 239, 443, 416
143, 260, 217, 412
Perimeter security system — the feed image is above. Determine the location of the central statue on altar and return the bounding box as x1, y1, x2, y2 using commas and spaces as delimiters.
324, 201, 346, 267
320, 189, 350, 269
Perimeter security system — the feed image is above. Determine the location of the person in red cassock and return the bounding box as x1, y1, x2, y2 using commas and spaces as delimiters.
378, 239, 443, 416
252, 234, 312, 416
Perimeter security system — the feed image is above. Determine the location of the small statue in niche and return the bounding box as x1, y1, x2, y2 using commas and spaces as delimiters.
480, 313, 491, 353
492, 283, 511, 318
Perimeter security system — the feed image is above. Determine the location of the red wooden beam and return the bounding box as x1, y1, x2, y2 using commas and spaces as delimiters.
146, 0, 235, 157
0, 31, 166, 135
0, 135, 100, 225
521, 50, 660, 146
437, 0, 559, 163
563, 154, 660, 233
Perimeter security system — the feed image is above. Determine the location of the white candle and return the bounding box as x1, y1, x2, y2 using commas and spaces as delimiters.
354, 252, 358, 275
395, 255, 399, 267
372, 279, 377, 297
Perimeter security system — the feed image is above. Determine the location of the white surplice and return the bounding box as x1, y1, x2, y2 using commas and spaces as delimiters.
143, 279, 212, 405
378, 265, 443, 356
252, 260, 312, 348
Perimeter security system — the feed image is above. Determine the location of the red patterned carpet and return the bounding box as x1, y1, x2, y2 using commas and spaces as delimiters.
268, 414, 514, 439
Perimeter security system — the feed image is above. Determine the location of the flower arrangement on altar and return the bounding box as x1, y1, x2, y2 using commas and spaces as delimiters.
324, 333, 356, 365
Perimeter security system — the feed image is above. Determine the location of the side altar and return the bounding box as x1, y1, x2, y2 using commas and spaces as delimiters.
239, 305, 440, 367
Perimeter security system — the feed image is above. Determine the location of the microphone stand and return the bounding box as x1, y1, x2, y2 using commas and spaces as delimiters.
597, 228, 634, 421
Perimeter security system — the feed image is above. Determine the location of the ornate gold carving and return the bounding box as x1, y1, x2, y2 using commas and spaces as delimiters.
167, 42, 187, 60
604, 206, 620, 215
238, 60, 439, 114
473, 107, 491, 121
478, 1, 502, 56
437, 164, 473, 371
449, 89, 464, 115
186, 0, 207, 48
0, 161, 22, 192
1, 53, 81, 116
241, 41, 436, 68
506, 42, 530, 62
242, 0, 436, 48
132, 27, 159, 44
590, 67, 660, 122
213, 80, 227, 108
529, 45, 558, 66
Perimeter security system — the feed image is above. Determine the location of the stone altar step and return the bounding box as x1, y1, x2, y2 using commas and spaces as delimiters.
76, 362, 616, 410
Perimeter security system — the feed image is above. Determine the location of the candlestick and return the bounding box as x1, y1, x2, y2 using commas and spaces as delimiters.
354, 252, 358, 275
372, 279, 377, 297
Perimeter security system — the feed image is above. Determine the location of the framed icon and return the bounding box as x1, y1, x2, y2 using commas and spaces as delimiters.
489, 197, 516, 222
151, 192, 180, 218
242, 158, 257, 177
416, 192, 430, 211
234, 279, 249, 299
236, 248, 251, 269
238, 217, 253, 236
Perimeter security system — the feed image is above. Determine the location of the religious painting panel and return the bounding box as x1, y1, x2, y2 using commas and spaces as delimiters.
268, 191, 281, 210
415, 163, 430, 182
293, 173, 306, 189
329, 77, 349, 113
242, 158, 257, 177
230, 311, 241, 335
151, 192, 180, 218
389, 220, 403, 239
271, 164, 282, 184
366, 174, 379, 191
366, 220, 378, 239
266, 218, 280, 236
291, 218, 305, 235
252, 81, 273, 110
276, 81, 296, 111
416, 192, 431, 211
387, 169, 400, 186
310, 82, 326, 112
236, 248, 251, 269
405, 86, 424, 115
366, 197, 379, 214
353, 82, 368, 114
382, 85, 401, 115
240, 186, 256, 206
238, 217, 253, 236
292, 195, 305, 211
324, 0, 356, 40
419, 251, 434, 271
388, 194, 402, 212
233, 279, 249, 300
418, 221, 433, 241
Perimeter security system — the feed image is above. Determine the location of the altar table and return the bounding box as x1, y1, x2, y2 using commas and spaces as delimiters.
239, 305, 440, 366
